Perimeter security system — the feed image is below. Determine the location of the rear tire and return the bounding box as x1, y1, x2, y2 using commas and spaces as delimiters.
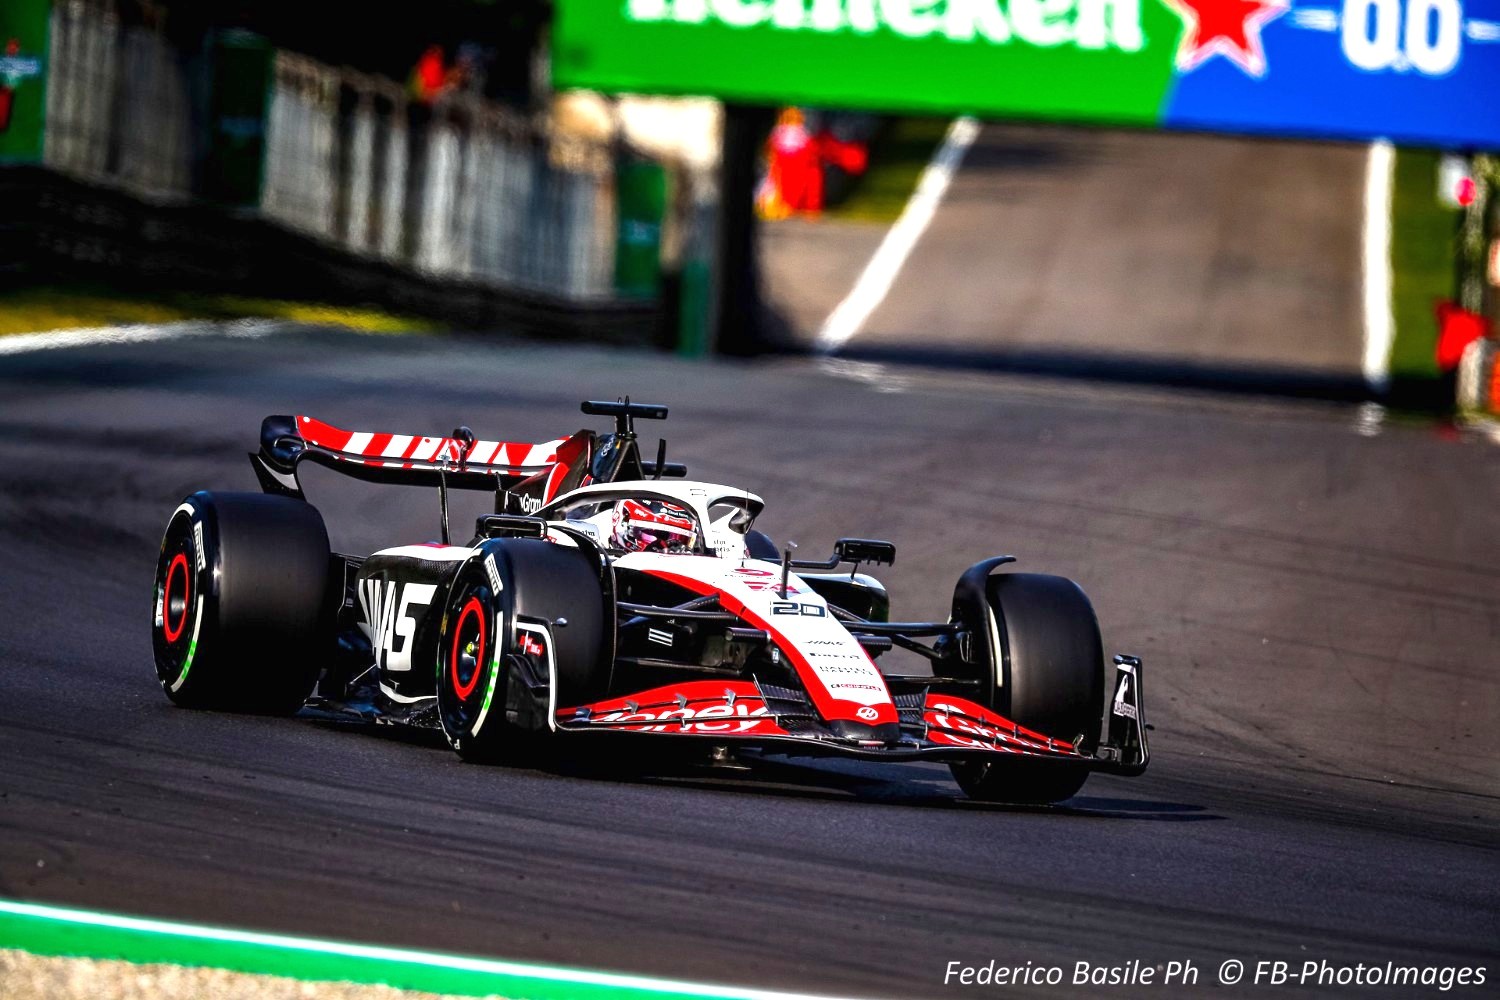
437, 539, 606, 763
949, 573, 1104, 804
151, 492, 331, 714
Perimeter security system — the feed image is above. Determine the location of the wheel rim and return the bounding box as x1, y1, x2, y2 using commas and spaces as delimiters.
162, 552, 191, 644
449, 596, 486, 701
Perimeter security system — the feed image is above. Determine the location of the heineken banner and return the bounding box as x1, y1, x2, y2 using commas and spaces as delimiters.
553, 0, 1500, 149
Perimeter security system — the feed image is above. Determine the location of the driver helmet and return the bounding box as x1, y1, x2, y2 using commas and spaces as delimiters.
611, 498, 694, 554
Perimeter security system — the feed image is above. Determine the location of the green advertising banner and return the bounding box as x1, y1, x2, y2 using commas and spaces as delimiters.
0, 0, 50, 164
615, 156, 668, 298
553, 0, 1500, 151
204, 29, 273, 207
557, 0, 1180, 124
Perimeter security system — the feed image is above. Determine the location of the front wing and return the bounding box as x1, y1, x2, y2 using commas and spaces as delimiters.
555, 657, 1150, 775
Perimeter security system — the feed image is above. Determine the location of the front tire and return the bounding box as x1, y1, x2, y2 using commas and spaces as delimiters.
151, 492, 331, 713
949, 572, 1105, 804
437, 539, 606, 763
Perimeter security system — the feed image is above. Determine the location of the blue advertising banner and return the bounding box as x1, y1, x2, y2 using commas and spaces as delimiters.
1162, 0, 1500, 147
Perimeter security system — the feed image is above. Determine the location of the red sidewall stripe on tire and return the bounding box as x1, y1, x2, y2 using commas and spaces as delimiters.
450, 597, 486, 701
162, 552, 191, 644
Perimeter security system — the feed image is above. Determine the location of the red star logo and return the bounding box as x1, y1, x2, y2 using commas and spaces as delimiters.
1159, 0, 1288, 76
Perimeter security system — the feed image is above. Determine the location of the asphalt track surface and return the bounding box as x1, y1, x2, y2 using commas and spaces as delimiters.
1, 327, 1497, 998
765, 124, 1367, 389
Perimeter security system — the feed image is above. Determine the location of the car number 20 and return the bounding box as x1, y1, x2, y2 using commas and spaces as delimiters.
771, 601, 825, 617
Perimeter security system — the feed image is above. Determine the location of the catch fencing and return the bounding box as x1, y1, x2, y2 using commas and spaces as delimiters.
40, 0, 649, 305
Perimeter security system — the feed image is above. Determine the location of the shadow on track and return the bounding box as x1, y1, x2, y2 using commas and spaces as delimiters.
303, 714, 1219, 818
829, 343, 1376, 402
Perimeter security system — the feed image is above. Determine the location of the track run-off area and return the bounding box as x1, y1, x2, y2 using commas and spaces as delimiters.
0, 325, 1496, 998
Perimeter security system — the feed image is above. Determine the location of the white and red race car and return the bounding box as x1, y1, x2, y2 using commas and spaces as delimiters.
152, 400, 1149, 803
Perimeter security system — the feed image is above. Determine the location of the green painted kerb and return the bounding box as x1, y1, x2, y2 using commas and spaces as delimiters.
0, 900, 851, 1000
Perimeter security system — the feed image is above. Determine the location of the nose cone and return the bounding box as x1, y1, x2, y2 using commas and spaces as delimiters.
828, 719, 902, 745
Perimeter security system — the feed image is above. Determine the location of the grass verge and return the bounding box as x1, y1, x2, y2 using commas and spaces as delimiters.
0, 284, 438, 337
1388, 149, 1459, 385
823, 117, 952, 224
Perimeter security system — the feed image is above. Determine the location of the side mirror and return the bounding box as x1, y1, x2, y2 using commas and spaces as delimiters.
834, 538, 896, 566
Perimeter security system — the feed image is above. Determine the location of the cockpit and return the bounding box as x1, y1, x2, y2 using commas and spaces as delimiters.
541, 483, 764, 558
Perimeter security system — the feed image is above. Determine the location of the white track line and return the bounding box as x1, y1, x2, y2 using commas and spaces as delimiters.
1362, 140, 1395, 394
816, 117, 980, 353
0, 899, 858, 1000
0, 318, 285, 357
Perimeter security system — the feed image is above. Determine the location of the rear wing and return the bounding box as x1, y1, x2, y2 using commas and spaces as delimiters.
251, 414, 594, 503
249, 401, 686, 508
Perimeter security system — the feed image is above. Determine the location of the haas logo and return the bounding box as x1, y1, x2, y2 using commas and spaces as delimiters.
856, 706, 880, 722
359, 578, 436, 672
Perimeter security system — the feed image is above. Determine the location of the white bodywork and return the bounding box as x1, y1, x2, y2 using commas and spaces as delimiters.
613, 551, 897, 723
540, 480, 897, 725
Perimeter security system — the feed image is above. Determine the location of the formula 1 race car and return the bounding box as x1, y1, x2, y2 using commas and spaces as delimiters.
151, 400, 1149, 803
